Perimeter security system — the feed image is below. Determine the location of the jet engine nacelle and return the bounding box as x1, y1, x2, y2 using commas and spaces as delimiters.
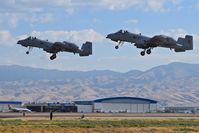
174, 48, 186, 52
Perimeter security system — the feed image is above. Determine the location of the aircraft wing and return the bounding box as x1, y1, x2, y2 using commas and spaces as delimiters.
45, 42, 80, 53
147, 35, 168, 47
149, 36, 163, 44
145, 35, 178, 49
48, 42, 66, 52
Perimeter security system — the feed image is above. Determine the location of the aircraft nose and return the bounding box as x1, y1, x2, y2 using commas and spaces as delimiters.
17, 40, 26, 46
17, 40, 21, 44
106, 34, 111, 39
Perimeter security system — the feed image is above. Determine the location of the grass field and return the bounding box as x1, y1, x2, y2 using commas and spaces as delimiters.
0, 118, 199, 133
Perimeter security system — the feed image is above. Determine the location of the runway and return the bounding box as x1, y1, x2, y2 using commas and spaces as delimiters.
0, 112, 199, 119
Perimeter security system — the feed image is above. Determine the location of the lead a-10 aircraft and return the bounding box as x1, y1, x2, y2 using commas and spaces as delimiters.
17, 36, 92, 60
106, 30, 193, 56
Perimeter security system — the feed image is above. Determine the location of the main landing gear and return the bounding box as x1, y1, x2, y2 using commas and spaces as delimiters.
140, 51, 145, 56
146, 49, 151, 54
140, 48, 151, 56
50, 54, 57, 60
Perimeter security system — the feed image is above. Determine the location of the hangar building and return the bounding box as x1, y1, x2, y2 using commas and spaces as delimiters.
74, 101, 93, 113
75, 97, 157, 113
0, 101, 22, 112
93, 97, 157, 113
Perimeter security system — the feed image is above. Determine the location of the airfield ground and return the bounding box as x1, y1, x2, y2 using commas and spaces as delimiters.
0, 113, 199, 133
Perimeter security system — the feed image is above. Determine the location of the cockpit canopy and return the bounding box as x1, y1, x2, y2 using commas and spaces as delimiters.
116, 29, 128, 34
26, 36, 36, 40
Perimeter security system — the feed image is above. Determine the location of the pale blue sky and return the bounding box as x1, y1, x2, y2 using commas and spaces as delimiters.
0, 0, 199, 72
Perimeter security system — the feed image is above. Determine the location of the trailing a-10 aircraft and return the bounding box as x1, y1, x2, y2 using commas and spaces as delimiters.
106, 30, 193, 56
17, 36, 92, 60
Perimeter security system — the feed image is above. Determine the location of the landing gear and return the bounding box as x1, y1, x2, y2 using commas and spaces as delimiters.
115, 41, 124, 49
146, 49, 151, 55
26, 46, 32, 55
50, 54, 56, 60
140, 48, 152, 56
140, 51, 145, 56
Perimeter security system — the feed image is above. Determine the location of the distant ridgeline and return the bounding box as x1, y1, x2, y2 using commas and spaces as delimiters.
0, 62, 199, 106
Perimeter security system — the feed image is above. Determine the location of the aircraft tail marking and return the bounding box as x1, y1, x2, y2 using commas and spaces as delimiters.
175, 35, 193, 52
79, 41, 92, 56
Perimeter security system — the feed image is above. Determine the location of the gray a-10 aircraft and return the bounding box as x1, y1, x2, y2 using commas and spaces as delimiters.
17, 36, 92, 60
106, 30, 193, 56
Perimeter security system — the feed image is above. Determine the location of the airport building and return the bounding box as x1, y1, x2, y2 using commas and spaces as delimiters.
0, 101, 22, 112
24, 97, 157, 113
74, 101, 93, 113
94, 97, 157, 113
75, 97, 158, 113
25, 102, 77, 112
165, 106, 199, 113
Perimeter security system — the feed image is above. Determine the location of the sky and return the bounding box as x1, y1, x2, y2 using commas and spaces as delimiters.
0, 0, 199, 72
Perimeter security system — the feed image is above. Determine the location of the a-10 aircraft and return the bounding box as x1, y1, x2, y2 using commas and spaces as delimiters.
17, 36, 92, 60
106, 30, 193, 56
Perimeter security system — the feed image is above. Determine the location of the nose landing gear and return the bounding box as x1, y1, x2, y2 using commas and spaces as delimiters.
26, 46, 32, 55
115, 41, 124, 49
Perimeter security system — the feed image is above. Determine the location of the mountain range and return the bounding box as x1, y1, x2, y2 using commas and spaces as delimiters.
0, 62, 199, 106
